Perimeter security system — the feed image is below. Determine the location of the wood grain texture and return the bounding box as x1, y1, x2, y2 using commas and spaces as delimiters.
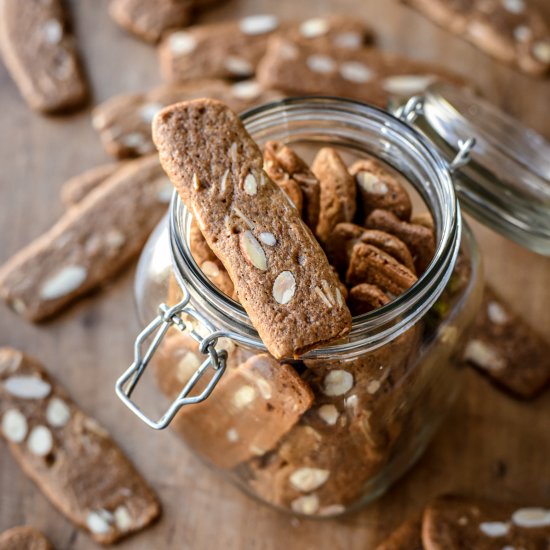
0, 0, 549, 548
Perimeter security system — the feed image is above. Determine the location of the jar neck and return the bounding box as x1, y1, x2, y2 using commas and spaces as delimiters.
169, 97, 461, 360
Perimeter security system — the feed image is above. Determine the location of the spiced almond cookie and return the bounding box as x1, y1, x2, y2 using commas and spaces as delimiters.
312, 147, 356, 244
463, 285, 550, 399
0, 155, 172, 322
285, 15, 374, 50
422, 494, 550, 549
168, 353, 314, 469
263, 141, 320, 232
365, 209, 436, 275
153, 99, 352, 359
60, 162, 122, 207
375, 516, 423, 550
346, 242, 418, 295
401, 0, 550, 77
108, 0, 192, 44
159, 15, 281, 83
349, 283, 391, 315
324, 223, 415, 276
0, 526, 53, 550
92, 80, 281, 159
0, 348, 160, 545
0, 0, 88, 113
189, 220, 236, 299
256, 36, 468, 108
349, 158, 413, 222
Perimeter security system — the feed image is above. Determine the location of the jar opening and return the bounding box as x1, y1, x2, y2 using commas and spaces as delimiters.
169, 97, 461, 359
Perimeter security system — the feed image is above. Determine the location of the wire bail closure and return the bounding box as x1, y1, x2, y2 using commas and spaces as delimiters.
115, 282, 229, 430
395, 95, 476, 175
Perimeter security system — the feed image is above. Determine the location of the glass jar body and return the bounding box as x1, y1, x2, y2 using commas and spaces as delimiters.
133, 99, 483, 517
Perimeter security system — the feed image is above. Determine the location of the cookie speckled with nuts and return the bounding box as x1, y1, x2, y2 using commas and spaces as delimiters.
401, 0, 550, 76
0, 155, 172, 322
159, 15, 281, 83
349, 158, 413, 221
365, 209, 436, 275
0, 348, 160, 545
375, 516, 423, 550
92, 80, 281, 159
0, 526, 53, 550
61, 162, 123, 207
108, 0, 192, 44
153, 99, 352, 359
256, 36, 468, 108
263, 141, 320, 232
312, 147, 356, 244
423, 494, 550, 550
0, 0, 88, 113
464, 285, 550, 399
165, 353, 313, 469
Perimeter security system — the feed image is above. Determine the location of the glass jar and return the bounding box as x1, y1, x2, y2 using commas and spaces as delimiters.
117, 96, 486, 517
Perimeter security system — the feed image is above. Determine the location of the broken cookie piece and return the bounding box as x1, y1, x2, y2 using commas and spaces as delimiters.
464, 285, 550, 399
153, 99, 352, 359
0, 348, 160, 545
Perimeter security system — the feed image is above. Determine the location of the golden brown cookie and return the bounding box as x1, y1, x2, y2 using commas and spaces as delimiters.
349, 283, 391, 315
0, 526, 53, 550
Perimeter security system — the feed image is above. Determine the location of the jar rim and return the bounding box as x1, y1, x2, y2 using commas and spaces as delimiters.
169, 97, 463, 359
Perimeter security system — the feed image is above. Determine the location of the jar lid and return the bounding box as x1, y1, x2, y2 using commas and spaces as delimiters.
402, 83, 550, 255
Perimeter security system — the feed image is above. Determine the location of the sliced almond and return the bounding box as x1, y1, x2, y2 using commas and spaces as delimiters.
317, 404, 339, 425
2, 408, 28, 443
259, 232, 276, 246
289, 467, 330, 492
322, 370, 354, 396
114, 506, 133, 531
46, 397, 71, 427
299, 18, 329, 38
291, 494, 320, 515
239, 14, 279, 35
168, 32, 197, 55
272, 271, 296, 304
4, 376, 51, 399
201, 260, 220, 279
27, 425, 53, 456
487, 301, 509, 325
339, 61, 374, 83
87, 510, 114, 535
239, 231, 268, 271
244, 172, 258, 195
464, 340, 506, 371
356, 172, 388, 195
232, 385, 257, 409
512, 508, 550, 528
40, 265, 87, 300
306, 54, 336, 74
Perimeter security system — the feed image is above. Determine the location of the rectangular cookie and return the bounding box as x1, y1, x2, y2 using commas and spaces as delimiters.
153, 99, 352, 359
0, 0, 88, 113
463, 285, 550, 399
0, 155, 172, 322
108, 0, 192, 44
167, 353, 314, 469
0, 526, 53, 550
158, 15, 281, 83
60, 162, 123, 207
256, 36, 468, 108
92, 79, 281, 159
401, 0, 550, 76
0, 348, 160, 545
423, 494, 550, 549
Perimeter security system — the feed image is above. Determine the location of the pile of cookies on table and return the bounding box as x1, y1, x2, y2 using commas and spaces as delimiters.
0, 0, 550, 548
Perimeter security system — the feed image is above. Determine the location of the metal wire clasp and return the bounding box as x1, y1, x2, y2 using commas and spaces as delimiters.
115, 285, 228, 430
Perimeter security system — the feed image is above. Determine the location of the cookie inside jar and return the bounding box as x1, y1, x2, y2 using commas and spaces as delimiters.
155, 120, 480, 517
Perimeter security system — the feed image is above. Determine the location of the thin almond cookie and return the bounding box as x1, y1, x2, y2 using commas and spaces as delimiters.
92, 80, 281, 159
464, 285, 550, 399
365, 209, 435, 275
256, 36, 468, 108
349, 283, 391, 315
346, 242, 418, 296
0, 348, 160, 545
153, 99, 352, 359
423, 494, 550, 550
324, 223, 415, 276
0, 0, 88, 113
61, 162, 123, 207
166, 353, 314, 469
349, 158, 412, 221
312, 147, 356, 244
108, 0, 192, 44
0, 155, 172, 322
400, 0, 550, 76
159, 15, 281, 83
0, 526, 53, 550
263, 141, 320, 232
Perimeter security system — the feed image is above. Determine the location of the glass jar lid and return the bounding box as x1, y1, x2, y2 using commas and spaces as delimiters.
401, 83, 550, 255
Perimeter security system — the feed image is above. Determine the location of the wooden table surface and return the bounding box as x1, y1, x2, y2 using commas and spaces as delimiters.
1, 1, 550, 548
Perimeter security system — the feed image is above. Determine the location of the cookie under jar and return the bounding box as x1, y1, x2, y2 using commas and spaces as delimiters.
116, 95, 488, 517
